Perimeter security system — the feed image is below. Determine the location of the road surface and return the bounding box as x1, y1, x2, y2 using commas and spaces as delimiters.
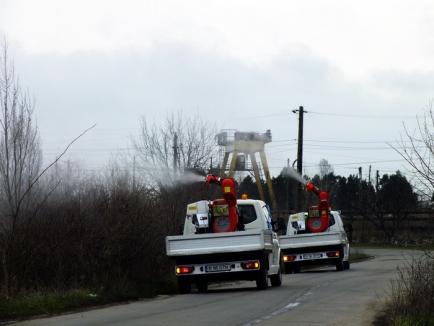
15, 248, 418, 326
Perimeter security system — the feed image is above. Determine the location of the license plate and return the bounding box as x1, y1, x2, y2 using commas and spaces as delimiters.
303, 253, 321, 260
205, 264, 231, 272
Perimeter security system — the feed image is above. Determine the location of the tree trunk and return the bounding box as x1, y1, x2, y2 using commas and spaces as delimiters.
1, 248, 9, 297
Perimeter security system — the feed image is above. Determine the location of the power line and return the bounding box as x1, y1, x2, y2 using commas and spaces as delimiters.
272, 138, 420, 144
308, 111, 415, 119
227, 110, 417, 121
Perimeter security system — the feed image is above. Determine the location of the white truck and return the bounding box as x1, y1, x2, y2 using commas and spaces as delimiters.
166, 199, 282, 293
279, 210, 350, 273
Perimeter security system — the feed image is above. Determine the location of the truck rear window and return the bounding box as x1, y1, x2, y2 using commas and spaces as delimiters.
238, 205, 257, 224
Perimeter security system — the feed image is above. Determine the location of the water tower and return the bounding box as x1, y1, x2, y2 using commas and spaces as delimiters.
216, 129, 277, 210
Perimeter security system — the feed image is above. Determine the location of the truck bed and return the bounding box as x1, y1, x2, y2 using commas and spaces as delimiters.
279, 231, 346, 250
166, 229, 274, 257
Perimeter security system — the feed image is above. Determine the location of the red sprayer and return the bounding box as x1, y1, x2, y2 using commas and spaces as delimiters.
205, 174, 238, 233
305, 182, 330, 233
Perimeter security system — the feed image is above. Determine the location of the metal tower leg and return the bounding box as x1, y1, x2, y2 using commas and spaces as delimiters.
220, 152, 230, 177
228, 151, 238, 177
259, 150, 277, 210
250, 152, 265, 201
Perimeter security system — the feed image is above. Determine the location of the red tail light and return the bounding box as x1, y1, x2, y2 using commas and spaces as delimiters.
326, 251, 340, 258
283, 255, 296, 262
176, 265, 194, 275
241, 261, 260, 270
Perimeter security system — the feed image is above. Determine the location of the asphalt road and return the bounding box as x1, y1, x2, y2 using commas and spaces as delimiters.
16, 248, 418, 326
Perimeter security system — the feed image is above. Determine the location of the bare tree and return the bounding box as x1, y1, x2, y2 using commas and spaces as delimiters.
390, 105, 433, 199
0, 45, 42, 296
0, 44, 95, 296
134, 112, 217, 177
318, 158, 334, 190
319, 159, 333, 178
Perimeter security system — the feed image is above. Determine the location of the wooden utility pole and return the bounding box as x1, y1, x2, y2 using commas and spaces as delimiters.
292, 106, 306, 211
173, 132, 178, 171
133, 155, 136, 190
368, 165, 372, 185
376, 170, 380, 191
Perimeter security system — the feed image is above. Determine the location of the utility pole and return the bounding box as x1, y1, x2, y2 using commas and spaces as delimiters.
286, 158, 290, 211
173, 132, 178, 171
132, 155, 136, 191
292, 106, 306, 211
376, 170, 380, 191
368, 165, 372, 185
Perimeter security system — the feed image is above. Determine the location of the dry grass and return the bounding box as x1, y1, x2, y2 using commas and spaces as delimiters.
376, 252, 434, 325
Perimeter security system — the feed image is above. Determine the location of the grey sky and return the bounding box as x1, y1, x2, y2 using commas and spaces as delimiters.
0, 0, 433, 179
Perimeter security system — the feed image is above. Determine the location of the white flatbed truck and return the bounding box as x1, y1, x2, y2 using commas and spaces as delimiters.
166, 199, 282, 293
279, 211, 350, 273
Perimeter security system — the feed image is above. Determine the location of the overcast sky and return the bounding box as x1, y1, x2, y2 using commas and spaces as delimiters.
0, 0, 433, 180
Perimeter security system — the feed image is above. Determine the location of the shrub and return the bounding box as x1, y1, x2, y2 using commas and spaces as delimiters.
382, 252, 434, 325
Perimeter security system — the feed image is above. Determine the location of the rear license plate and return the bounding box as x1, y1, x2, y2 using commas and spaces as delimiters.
205, 264, 231, 273
303, 253, 321, 260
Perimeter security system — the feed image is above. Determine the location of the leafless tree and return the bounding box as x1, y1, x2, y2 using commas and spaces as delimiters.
134, 112, 217, 179
319, 159, 333, 178
0, 45, 42, 296
0, 44, 95, 296
318, 158, 334, 190
390, 104, 434, 200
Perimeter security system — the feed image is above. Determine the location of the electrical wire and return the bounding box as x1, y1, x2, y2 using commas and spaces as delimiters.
308, 111, 416, 119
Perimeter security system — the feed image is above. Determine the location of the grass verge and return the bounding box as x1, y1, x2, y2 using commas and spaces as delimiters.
352, 242, 434, 251
349, 249, 371, 262
373, 252, 434, 326
0, 280, 176, 321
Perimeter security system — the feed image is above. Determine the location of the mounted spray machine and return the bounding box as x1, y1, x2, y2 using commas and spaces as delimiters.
305, 182, 330, 233
205, 174, 239, 233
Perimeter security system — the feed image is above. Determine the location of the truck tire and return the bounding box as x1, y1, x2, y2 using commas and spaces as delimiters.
336, 259, 345, 271
197, 280, 208, 293
284, 264, 300, 274
270, 267, 282, 287
256, 266, 269, 290
343, 260, 350, 270
177, 278, 191, 294
284, 264, 292, 274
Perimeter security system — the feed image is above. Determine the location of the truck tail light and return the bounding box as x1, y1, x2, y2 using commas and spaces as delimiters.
241, 260, 260, 270
283, 255, 296, 262
176, 265, 194, 275
326, 251, 340, 258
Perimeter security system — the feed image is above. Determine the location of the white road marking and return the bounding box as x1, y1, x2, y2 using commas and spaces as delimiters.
284, 302, 300, 309
243, 301, 301, 325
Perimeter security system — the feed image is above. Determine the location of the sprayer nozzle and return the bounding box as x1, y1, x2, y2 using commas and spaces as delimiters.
205, 174, 220, 185
306, 182, 315, 192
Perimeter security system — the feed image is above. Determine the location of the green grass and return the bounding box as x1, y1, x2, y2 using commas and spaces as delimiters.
374, 311, 434, 326
352, 242, 434, 251
0, 289, 103, 320
393, 316, 434, 326
0, 280, 177, 321
349, 249, 371, 262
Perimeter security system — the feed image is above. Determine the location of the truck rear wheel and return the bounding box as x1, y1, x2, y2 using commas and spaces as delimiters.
336, 260, 345, 271
256, 267, 269, 290
284, 264, 300, 274
197, 280, 208, 293
270, 267, 282, 287
177, 278, 191, 294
